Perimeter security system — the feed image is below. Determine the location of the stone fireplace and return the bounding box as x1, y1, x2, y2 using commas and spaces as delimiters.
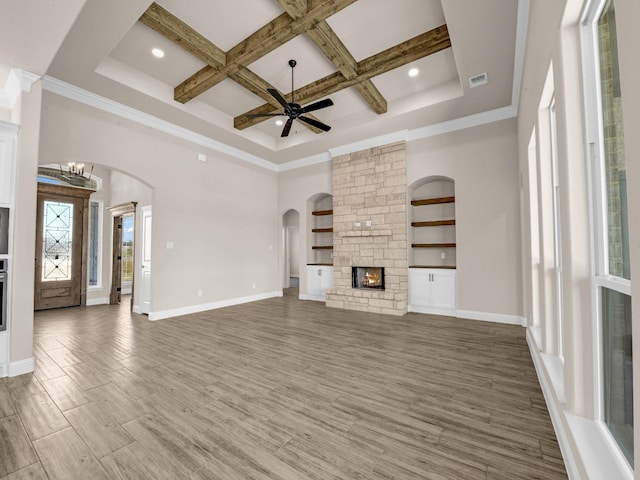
326, 142, 408, 316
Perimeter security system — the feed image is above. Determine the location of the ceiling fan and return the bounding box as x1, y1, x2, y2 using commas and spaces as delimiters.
248, 60, 334, 137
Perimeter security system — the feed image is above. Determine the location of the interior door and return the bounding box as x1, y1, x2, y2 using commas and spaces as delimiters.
140, 206, 151, 314
35, 184, 93, 310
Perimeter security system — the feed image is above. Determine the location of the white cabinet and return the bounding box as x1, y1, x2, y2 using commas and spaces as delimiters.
306, 265, 333, 301
409, 268, 456, 315
0, 124, 17, 206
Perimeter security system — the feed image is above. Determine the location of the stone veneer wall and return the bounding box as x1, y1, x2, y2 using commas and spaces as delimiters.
326, 141, 408, 316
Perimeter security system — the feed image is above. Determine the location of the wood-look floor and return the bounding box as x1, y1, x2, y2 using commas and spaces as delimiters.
0, 293, 567, 479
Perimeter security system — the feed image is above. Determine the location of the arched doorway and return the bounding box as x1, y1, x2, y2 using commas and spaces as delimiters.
282, 209, 300, 292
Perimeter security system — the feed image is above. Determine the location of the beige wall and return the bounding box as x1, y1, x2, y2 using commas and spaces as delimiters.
278, 120, 521, 318
408, 119, 521, 318
39, 92, 280, 315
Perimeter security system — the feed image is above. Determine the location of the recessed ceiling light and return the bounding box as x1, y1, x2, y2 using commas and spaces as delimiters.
275, 119, 284, 126
408, 68, 419, 77
151, 48, 165, 58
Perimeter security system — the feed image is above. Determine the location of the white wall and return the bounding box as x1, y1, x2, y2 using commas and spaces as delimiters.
39, 91, 280, 317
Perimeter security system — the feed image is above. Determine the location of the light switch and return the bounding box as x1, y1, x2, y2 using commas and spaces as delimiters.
365, 220, 372, 227
355, 222, 361, 228
166, 241, 174, 249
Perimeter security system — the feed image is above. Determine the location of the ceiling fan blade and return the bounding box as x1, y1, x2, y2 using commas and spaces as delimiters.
298, 115, 331, 132
267, 88, 289, 109
281, 118, 294, 137
245, 113, 284, 118
299, 98, 333, 114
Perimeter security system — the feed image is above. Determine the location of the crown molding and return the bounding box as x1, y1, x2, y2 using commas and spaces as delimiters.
37, 1, 528, 174
42, 76, 278, 172
0, 69, 41, 108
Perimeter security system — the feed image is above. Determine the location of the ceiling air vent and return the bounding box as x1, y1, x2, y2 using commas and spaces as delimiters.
469, 73, 488, 88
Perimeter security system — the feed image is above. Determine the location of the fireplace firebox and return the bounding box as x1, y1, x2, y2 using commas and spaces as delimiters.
352, 267, 385, 290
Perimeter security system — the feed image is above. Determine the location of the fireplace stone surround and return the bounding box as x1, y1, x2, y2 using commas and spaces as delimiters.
325, 142, 408, 316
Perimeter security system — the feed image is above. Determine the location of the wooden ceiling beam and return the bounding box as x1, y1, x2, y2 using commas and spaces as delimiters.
235, 24, 450, 130
139, 3, 226, 67
306, 22, 387, 114
174, 0, 358, 103
277, 1, 387, 114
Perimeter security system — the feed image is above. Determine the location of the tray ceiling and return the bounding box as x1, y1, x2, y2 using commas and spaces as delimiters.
40, 0, 520, 164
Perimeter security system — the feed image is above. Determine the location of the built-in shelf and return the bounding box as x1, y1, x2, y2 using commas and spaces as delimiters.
312, 245, 334, 250
411, 196, 455, 206
411, 220, 455, 227
312, 209, 333, 216
410, 265, 457, 269
312, 227, 334, 233
412, 243, 456, 248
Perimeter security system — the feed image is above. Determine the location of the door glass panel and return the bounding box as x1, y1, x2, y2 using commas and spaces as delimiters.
42, 200, 74, 282
122, 214, 134, 283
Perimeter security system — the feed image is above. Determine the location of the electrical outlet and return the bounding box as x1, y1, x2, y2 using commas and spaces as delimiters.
197, 289, 203, 297
252, 282, 256, 289
355, 222, 361, 228
441, 251, 446, 260
365, 220, 372, 227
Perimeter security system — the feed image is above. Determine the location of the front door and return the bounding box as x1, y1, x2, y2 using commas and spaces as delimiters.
35, 184, 93, 310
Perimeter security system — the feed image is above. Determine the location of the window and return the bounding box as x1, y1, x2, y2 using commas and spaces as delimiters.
550, 98, 563, 358
88, 200, 102, 288
582, 0, 632, 467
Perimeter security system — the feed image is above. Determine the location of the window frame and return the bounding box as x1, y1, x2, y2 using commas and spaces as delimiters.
580, 0, 633, 469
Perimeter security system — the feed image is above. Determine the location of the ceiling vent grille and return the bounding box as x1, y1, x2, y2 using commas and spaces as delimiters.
469, 73, 488, 88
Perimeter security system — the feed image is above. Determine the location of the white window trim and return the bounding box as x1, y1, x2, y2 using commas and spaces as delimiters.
580, 0, 633, 475
87, 199, 103, 290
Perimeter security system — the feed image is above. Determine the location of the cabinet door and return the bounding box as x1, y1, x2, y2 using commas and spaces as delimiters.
307, 267, 322, 296
409, 269, 431, 306
431, 270, 456, 309
320, 266, 334, 290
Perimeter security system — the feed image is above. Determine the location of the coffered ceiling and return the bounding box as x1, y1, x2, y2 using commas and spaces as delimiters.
3, 0, 523, 165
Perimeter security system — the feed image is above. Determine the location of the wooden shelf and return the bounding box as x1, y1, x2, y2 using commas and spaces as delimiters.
410, 265, 457, 269
312, 245, 334, 250
412, 243, 456, 248
411, 196, 455, 206
312, 209, 333, 216
312, 227, 333, 233
411, 219, 455, 227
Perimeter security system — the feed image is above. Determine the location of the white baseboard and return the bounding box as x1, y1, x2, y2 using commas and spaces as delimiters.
0, 364, 6, 377
9, 357, 35, 377
456, 309, 526, 326
148, 291, 281, 321
407, 305, 456, 317
526, 328, 633, 480
86, 297, 109, 306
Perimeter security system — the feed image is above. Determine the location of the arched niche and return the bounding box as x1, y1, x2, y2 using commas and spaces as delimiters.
408, 176, 456, 268
306, 193, 333, 265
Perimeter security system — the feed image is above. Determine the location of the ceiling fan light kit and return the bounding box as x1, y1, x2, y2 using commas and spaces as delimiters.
247, 59, 334, 137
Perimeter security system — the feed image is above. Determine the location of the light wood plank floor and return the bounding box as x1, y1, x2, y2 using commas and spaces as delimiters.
1, 295, 567, 479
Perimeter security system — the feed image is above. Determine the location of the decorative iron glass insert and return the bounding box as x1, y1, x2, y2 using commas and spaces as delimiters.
42, 200, 74, 282
352, 267, 385, 290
